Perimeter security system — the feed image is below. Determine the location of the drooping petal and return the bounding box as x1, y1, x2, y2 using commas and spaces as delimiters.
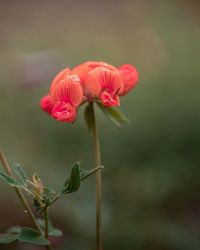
50, 67, 71, 96
85, 67, 124, 96
40, 94, 54, 114
50, 75, 83, 106
100, 91, 120, 107
52, 101, 77, 123
118, 64, 139, 96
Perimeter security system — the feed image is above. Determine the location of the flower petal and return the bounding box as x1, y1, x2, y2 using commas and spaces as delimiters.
118, 64, 139, 95
50, 67, 71, 97
50, 75, 83, 106
100, 91, 120, 107
40, 94, 54, 114
52, 101, 77, 123
67, 77, 83, 107
71, 61, 118, 85
85, 67, 124, 97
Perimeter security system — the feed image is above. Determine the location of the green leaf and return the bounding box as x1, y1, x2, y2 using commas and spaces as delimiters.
13, 163, 28, 186
84, 104, 93, 132
96, 102, 129, 128
43, 186, 56, 195
37, 219, 62, 237
33, 199, 42, 211
80, 166, 104, 181
0, 172, 24, 188
62, 162, 81, 194
0, 234, 18, 244
7, 226, 21, 234
19, 227, 50, 245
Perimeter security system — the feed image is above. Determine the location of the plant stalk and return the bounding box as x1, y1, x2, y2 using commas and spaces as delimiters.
0, 147, 43, 235
90, 102, 102, 250
44, 207, 52, 250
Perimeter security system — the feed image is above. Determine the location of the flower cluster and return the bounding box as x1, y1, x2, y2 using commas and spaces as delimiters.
40, 61, 138, 123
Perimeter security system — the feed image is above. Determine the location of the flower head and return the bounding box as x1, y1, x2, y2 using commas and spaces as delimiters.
40, 61, 138, 123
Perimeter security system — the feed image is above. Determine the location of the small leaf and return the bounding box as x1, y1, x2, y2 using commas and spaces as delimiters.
37, 219, 63, 237
84, 104, 93, 132
0, 172, 24, 188
43, 186, 56, 195
96, 102, 129, 128
13, 163, 28, 187
7, 226, 21, 234
19, 227, 50, 245
33, 199, 42, 211
62, 162, 81, 194
0, 233, 18, 244
80, 166, 104, 181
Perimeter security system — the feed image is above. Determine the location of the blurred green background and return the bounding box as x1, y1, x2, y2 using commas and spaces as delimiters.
0, 0, 200, 249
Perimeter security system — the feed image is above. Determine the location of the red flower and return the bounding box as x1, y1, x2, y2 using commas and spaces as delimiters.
40, 61, 138, 122
85, 67, 123, 107
40, 72, 83, 123
71, 61, 117, 85
71, 61, 123, 107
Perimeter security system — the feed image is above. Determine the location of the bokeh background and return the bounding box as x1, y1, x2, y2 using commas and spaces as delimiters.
0, 0, 200, 249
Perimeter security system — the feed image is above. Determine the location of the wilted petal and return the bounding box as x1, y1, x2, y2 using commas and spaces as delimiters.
40, 94, 54, 114
52, 101, 77, 123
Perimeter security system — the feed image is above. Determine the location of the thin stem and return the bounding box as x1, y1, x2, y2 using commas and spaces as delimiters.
0, 147, 43, 236
50, 193, 62, 206
45, 208, 49, 238
44, 208, 53, 250
90, 102, 102, 250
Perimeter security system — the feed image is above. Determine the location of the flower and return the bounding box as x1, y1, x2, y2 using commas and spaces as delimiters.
85, 67, 123, 107
40, 61, 138, 123
32, 173, 43, 196
71, 61, 124, 107
40, 73, 83, 123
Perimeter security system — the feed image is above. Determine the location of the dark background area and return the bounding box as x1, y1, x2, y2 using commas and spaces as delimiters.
0, 0, 200, 249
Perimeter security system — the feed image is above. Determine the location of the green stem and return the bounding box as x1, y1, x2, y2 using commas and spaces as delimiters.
44, 208, 52, 250
50, 193, 61, 206
0, 147, 44, 235
90, 102, 102, 250
45, 208, 49, 239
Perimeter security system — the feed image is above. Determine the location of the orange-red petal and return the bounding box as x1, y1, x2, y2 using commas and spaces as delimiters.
40, 94, 54, 114
50, 75, 83, 106
118, 64, 139, 96
50, 68, 71, 98
52, 101, 76, 123
100, 91, 120, 107
85, 67, 124, 96
71, 61, 118, 85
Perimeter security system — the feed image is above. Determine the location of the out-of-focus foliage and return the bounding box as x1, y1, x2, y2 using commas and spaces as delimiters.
0, 0, 200, 249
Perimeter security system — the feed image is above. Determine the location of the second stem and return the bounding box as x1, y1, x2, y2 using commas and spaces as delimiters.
90, 102, 102, 250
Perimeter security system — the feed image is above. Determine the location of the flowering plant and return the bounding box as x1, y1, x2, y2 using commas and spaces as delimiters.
0, 61, 138, 250
40, 61, 138, 123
